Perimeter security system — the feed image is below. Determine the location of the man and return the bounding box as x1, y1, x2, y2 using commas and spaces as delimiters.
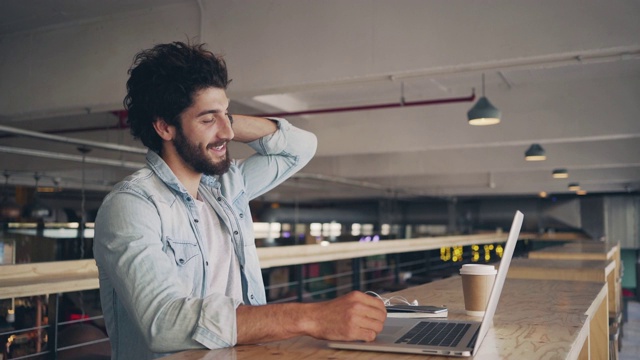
94, 42, 386, 359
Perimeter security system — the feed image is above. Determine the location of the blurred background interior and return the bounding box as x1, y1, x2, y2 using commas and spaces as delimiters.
0, 1, 639, 359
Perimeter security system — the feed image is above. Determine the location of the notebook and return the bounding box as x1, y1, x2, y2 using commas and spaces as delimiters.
328, 210, 524, 357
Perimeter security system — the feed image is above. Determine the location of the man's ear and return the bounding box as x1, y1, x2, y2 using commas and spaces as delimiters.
152, 118, 175, 141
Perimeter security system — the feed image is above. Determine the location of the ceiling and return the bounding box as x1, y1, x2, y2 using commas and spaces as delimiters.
1, 0, 639, 205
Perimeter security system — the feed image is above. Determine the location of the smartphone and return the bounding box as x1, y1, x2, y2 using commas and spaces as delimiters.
386, 305, 448, 313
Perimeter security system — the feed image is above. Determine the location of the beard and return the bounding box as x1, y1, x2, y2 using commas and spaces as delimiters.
173, 127, 231, 176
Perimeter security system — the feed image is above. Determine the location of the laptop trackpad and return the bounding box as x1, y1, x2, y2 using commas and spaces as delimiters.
377, 325, 406, 342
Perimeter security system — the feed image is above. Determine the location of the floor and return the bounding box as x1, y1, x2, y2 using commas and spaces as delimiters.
620, 298, 640, 360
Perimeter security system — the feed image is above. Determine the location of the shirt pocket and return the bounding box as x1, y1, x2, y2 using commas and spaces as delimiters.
166, 237, 201, 266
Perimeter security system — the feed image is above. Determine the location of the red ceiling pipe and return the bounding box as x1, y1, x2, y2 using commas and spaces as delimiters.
0, 93, 475, 138
112, 110, 129, 128
254, 92, 475, 118
99, 92, 475, 125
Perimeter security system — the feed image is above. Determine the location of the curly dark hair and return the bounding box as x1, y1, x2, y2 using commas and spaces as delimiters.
124, 42, 231, 153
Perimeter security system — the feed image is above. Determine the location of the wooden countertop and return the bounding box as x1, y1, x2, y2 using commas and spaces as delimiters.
528, 242, 618, 261
509, 258, 615, 282
163, 277, 607, 360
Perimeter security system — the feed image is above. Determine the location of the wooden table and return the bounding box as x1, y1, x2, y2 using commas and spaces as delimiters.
527, 241, 619, 273
508, 258, 618, 318
562, 242, 622, 279
527, 242, 622, 323
163, 277, 608, 360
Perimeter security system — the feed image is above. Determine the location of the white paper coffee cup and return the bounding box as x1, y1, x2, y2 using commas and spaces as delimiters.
460, 264, 497, 316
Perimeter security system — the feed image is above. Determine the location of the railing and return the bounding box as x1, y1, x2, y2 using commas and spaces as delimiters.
1, 291, 109, 359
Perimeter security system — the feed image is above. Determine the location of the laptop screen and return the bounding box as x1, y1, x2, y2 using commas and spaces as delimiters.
471, 210, 523, 354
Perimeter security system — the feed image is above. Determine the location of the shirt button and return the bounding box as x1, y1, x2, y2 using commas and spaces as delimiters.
217, 197, 222, 201
206, 261, 209, 266
250, 294, 254, 300
233, 231, 239, 235
239, 213, 244, 218
179, 259, 185, 264
194, 219, 199, 223
186, 197, 192, 202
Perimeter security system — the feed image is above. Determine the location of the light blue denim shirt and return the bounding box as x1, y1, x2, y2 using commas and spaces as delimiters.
94, 118, 317, 359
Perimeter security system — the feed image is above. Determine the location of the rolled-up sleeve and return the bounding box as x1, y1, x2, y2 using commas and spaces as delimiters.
193, 296, 242, 348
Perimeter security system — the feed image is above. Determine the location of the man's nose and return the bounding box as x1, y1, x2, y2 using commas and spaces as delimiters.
219, 115, 234, 140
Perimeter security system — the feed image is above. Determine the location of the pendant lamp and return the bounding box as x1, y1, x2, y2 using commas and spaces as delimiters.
568, 183, 581, 191
467, 73, 501, 125
525, 144, 546, 161
552, 169, 568, 178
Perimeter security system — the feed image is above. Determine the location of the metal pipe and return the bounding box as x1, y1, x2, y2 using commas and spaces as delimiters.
290, 173, 429, 199
0, 145, 144, 169
0, 124, 146, 154
292, 172, 391, 191
254, 93, 475, 118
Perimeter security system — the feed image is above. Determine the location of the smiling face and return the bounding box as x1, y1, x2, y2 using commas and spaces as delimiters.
172, 87, 234, 176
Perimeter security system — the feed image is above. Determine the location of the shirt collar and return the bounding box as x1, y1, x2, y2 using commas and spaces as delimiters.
145, 150, 220, 193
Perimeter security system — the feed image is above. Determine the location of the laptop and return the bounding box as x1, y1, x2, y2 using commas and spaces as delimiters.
328, 210, 524, 357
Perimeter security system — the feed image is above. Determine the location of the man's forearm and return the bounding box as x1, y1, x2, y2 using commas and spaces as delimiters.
235, 291, 387, 345
231, 114, 278, 143
236, 302, 312, 344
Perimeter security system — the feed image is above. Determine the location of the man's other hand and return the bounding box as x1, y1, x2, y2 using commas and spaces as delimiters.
303, 291, 387, 342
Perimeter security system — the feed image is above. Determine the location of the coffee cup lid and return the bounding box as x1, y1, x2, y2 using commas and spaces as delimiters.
459, 264, 497, 275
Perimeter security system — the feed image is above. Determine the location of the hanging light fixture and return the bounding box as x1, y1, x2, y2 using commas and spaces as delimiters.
552, 168, 568, 178
568, 182, 580, 191
0, 171, 21, 221
525, 144, 546, 161
467, 73, 501, 126
22, 173, 51, 219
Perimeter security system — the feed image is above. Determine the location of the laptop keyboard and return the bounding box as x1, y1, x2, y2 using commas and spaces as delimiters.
395, 321, 471, 347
